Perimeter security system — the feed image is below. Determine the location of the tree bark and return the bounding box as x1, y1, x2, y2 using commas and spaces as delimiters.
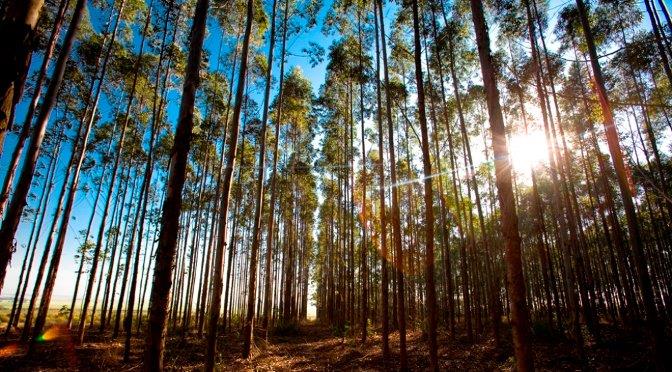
575, 0, 667, 368
373, 0, 390, 358
242, 0, 277, 358
0, 0, 44, 153
376, 0, 407, 367
142, 0, 209, 367
469, 0, 534, 370
410, 0, 438, 368
205, 0, 253, 369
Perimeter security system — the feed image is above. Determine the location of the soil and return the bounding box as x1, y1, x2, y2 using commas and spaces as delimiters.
0, 321, 658, 370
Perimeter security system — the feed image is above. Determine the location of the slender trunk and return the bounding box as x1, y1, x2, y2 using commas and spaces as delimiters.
242, 0, 277, 357
410, 0, 438, 368
205, 0, 252, 369
376, 0, 407, 367
575, 1, 667, 368
357, 9, 369, 344
0, 0, 44, 152
373, 0, 389, 358
469, 0, 534, 369
143, 0, 209, 366
0, 0, 67, 217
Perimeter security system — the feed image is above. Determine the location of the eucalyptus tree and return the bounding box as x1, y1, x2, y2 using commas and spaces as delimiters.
408, 0, 438, 367
0, 0, 68, 217
0, 0, 87, 298
0, 0, 45, 152
373, 0, 389, 358
242, 0, 278, 357
574, 0, 666, 368
143, 0, 210, 366
205, 0, 254, 368
376, 0, 408, 366
469, 0, 534, 369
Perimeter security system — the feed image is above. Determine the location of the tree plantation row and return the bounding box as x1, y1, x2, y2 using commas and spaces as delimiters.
0, 0, 671, 370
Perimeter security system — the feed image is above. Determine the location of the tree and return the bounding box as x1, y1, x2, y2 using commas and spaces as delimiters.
469, 0, 534, 369
0, 0, 45, 152
575, 0, 667, 368
409, 0, 438, 368
143, 0, 210, 367
0, 0, 86, 295
205, 0, 253, 369
242, 0, 277, 358
376, 0, 407, 367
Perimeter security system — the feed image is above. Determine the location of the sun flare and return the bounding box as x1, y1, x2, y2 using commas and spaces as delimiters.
508, 130, 549, 177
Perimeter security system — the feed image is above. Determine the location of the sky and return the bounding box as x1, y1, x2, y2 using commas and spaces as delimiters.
0, 0, 343, 307
0, 0, 667, 314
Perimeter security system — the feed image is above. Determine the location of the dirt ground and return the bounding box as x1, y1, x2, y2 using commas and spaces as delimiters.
0, 320, 659, 370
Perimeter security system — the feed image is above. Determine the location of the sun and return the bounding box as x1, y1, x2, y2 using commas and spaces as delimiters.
508, 130, 549, 179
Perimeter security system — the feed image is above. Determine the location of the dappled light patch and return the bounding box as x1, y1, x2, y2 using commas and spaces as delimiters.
0, 343, 19, 358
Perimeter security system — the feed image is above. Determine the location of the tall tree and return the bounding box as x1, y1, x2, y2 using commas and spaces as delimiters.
243, 0, 278, 358
409, 0, 438, 368
373, 0, 389, 358
143, 0, 210, 367
575, 0, 667, 368
469, 0, 534, 370
0, 0, 44, 152
205, 0, 254, 369
376, 0, 407, 367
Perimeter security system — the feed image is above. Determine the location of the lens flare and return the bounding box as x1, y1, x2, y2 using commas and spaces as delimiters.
37, 326, 61, 342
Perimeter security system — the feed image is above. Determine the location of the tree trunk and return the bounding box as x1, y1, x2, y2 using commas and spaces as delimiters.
205, 0, 252, 369
0, 0, 67, 217
0, 0, 44, 153
469, 0, 534, 370
410, 0, 438, 368
376, 0, 407, 367
575, 0, 667, 368
373, 0, 389, 358
142, 0, 209, 367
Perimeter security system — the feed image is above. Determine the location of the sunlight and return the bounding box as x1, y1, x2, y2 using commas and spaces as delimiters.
0, 343, 19, 357
508, 129, 549, 177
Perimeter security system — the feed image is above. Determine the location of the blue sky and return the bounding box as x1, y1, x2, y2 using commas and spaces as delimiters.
1, 0, 666, 304
0, 0, 342, 301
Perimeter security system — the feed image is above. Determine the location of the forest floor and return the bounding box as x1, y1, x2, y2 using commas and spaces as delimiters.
0, 319, 661, 370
